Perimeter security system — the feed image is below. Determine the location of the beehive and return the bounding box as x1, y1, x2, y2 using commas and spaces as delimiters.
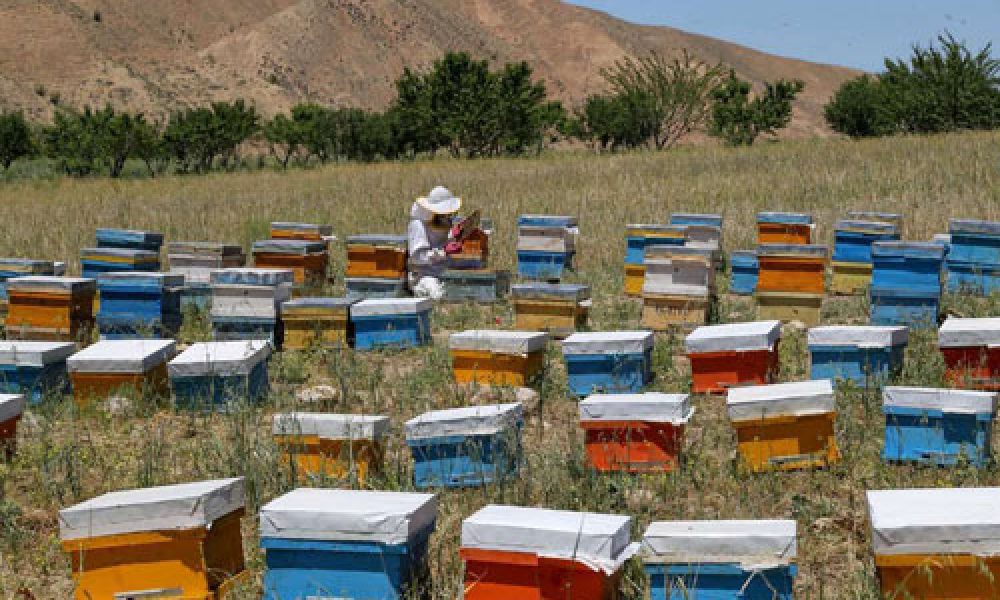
210, 269, 293, 347
441, 269, 510, 303
449, 330, 548, 387
517, 215, 578, 280
642, 520, 797, 600
351, 298, 432, 350
685, 321, 782, 395
870, 241, 946, 328
847, 211, 903, 229
831, 220, 900, 295
882, 387, 997, 466
96, 272, 183, 339
0, 258, 56, 304
511, 283, 591, 338
95, 228, 164, 252
405, 403, 523, 489
579, 393, 693, 473
281, 298, 356, 349
641, 246, 715, 330
269, 221, 333, 241
947, 219, 1000, 295
59, 478, 248, 600
260, 489, 437, 600
729, 250, 759, 295
0, 341, 76, 403
625, 224, 687, 296
938, 317, 1000, 390
167, 241, 245, 310
448, 228, 489, 270
808, 325, 908, 385
252, 239, 328, 285
727, 379, 839, 472
868, 487, 1000, 598
672, 214, 724, 269
80, 247, 160, 278
562, 331, 654, 397
67, 339, 175, 406
757, 212, 813, 245
756, 244, 828, 294
0, 393, 26, 458
346, 234, 408, 279
345, 276, 409, 300
272, 413, 390, 483
169, 340, 271, 411
461, 505, 637, 600
5, 276, 96, 343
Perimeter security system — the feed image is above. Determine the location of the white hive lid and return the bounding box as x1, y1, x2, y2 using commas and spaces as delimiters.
0, 341, 77, 367
938, 317, 1000, 348
67, 339, 176, 374
868, 487, 1000, 555
351, 298, 433, 317
59, 478, 245, 541
404, 403, 522, 440
686, 321, 782, 354
807, 326, 909, 348
0, 394, 26, 423
167, 340, 272, 377
579, 393, 693, 424
272, 413, 390, 440
562, 331, 654, 355
883, 387, 997, 414
448, 330, 549, 354
727, 380, 835, 422
642, 520, 797, 567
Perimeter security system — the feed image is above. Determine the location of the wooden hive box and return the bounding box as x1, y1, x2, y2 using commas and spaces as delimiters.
346, 234, 408, 279
441, 269, 510, 303
882, 387, 996, 466
59, 478, 248, 600
756, 291, 824, 327
281, 297, 356, 349
5, 276, 96, 343
833, 220, 900, 264
729, 250, 759, 295
0, 393, 26, 459
511, 283, 591, 338
167, 242, 246, 287
579, 393, 693, 473
461, 505, 637, 600
727, 379, 839, 472
871, 241, 946, 296
0, 341, 76, 403
562, 331, 654, 397
831, 260, 874, 295
209, 269, 294, 348
345, 276, 409, 300
272, 413, 390, 484
169, 340, 271, 411
847, 211, 903, 229
80, 247, 160, 278
641, 246, 715, 331
625, 224, 687, 265
868, 487, 1000, 599
448, 229, 489, 270
685, 321, 782, 395
95, 228, 164, 252
96, 272, 184, 339
807, 326, 908, 386
517, 215, 579, 280
756, 244, 828, 295
756, 212, 813, 245
0, 259, 56, 320
67, 339, 175, 407
939, 317, 1000, 391
405, 403, 523, 489
260, 489, 437, 600
946, 219, 1000, 295
269, 221, 333, 241
449, 330, 548, 386
252, 240, 329, 285
642, 520, 796, 600
351, 298, 432, 351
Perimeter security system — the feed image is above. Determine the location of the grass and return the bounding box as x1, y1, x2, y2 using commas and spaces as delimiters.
0, 131, 999, 598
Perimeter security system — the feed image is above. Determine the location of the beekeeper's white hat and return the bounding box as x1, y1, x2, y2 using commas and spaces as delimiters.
416, 186, 462, 215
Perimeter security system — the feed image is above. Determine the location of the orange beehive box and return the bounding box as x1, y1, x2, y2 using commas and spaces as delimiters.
269, 221, 333, 241
461, 505, 636, 600
579, 393, 693, 473
757, 212, 814, 245
448, 330, 549, 387
252, 240, 328, 285
0, 394, 26, 459
59, 478, 249, 600
5, 276, 96, 343
346, 235, 408, 278
939, 317, 1000, 391
869, 487, 1000, 599
727, 380, 839, 472
756, 244, 829, 294
67, 339, 175, 407
685, 321, 782, 395
272, 413, 389, 484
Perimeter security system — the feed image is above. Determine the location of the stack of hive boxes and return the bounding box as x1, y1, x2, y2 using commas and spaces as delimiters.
516, 215, 578, 280
881, 386, 996, 466
252, 239, 328, 287
441, 222, 510, 303
281, 298, 356, 349
210, 268, 293, 347
0, 341, 76, 402
946, 218, 1000, 295
81, 228, 163, 278
623, 224, 687, 297
5, 276, 96, 343
511, 283, 591, 338
95, 272, 184, 339
167, 242, 245, 310
168, 340, 272, 410
755, 244, 828, 326
345, 235, 409, 299
831, 219, 901, 295
869, 241, 946, 328
671, 213, 723, 269
640, 245, 716, 330
272, 413, 389, 483
0, 259, 56, 326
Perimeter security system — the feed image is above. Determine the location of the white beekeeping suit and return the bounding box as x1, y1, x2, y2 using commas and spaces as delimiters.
407, 186, 461, 299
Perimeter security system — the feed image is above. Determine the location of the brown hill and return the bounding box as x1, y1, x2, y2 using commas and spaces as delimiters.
0, 0, 859, 137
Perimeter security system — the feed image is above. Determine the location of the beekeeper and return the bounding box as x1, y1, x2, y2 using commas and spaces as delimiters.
407, 186, 461, 298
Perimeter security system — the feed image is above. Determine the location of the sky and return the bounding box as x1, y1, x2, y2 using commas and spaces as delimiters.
564, 1, 998, 72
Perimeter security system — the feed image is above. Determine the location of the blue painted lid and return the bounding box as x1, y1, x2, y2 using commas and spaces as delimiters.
757, 212, 812, 225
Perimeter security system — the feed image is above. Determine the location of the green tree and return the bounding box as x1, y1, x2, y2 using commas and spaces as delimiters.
567, 92, 657, 151
709, 71, 805, 146
824, 75, 892, 138
44, 108, 101, 176
163, 100, 259, 173
263, 114, 305, 168
0, 111, 34, 171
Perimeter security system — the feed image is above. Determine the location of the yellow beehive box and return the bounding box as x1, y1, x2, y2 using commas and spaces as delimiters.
281, 298, 356, 350
511, 284, 590, 339
273, 413, 389, 484
756, 291, 824, 326
624, 264, 645, 297
641, 293, 711, 331
830, 261, 873, 295
727, 380, 839, 472
449, 330, 549, 386
59, 478, 248, 600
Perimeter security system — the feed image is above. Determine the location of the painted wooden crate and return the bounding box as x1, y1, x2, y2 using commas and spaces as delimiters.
0, 341, 75, 403
281, 297, 355, 349
671, 212, 723, 229
727, 379, 839, 472
516, 246, 575, 280
673, 215, 723, 268
5, 276, 96, 343
847, 211, 903, 229
870, 241, 946, 295
67, 339, 175, 406
167, 242, 245, 286
270, 221, 333, 241
461, 505, 637, 600
405, 403, 523, 489
685, 321, 782, 395
756, 212, 813, 245
96, 272, 184, 339
625, 224, 687, 265
642, 520, 797, 600
756, 244, 828, 295
579, 393, 693, 473
562, 331, 654, 397
729, 250, 758, 296
831, 261, 873, 295
808, 325, 908, 385
641, 246, 715, 330
517, 215, 578, 280
868, 487, 1000, 599
80, 247, 160, 278
833, 219, 900, 264
882, 386, 997, 466
449, 330, 548, 387
346, 234, 408, 279
0, 393, 26, 459
59, 478, 248, 600
947, 218, 1000, 265
252, 239, 329, 285
210, 269, 293, 347
272, 413, 389, 483
756, 291, 824, 327
351, 298, 432, 350
511, 283, 591, 338
345, 276, 409, 300
947, 260, 1000, 295
938, 317, 1000, 390
260, 489, 437, 600
441, 269, 510, 303
169, 340, 271, 411
0, 258, 55, 303
95, 228, 164, 252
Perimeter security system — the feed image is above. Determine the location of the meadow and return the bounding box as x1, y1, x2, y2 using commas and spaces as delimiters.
0, 131, 999, 599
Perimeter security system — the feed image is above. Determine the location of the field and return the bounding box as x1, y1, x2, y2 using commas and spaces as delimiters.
1, 131, 999, 599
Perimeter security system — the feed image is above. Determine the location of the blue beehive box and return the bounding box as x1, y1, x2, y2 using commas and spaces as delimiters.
947, 219, 1000, 295
80, 247, 161, 277
870, 288, 940, 328
671, 213, 723, 229
351, 298, 432, 351
260, 489, 437, 600
729, 250, 758, 295
625, 225, 687, 265
642, 520, 797, 600
882, 387, 997, 466
345, 277, 409, 300
517, 215, 578, 280
562, 331, 654, 397
95, 228, 164, 252
517, 215, 578, 228
405, 403, 523, 489
0, 341, 75, 403
96, 272, 184, 339
870, 242, 945, 295
832, 220, 900, 264
168, 340, 271, 410
947, 261, 1000, 295
758, 212, 813, 226
808, 326, 908, 386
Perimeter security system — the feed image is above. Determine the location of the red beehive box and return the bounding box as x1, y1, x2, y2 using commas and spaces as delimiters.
0, 394, 26, 459
461, 505, 637, 600
685, 321, 782, 395
579, 393, 693, 473
939, 317, 1000, 391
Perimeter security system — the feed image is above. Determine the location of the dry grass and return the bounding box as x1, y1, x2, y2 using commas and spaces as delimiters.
0, 131, 999, 599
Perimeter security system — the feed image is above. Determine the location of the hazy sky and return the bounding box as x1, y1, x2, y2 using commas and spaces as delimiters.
565, 1, 998, 72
